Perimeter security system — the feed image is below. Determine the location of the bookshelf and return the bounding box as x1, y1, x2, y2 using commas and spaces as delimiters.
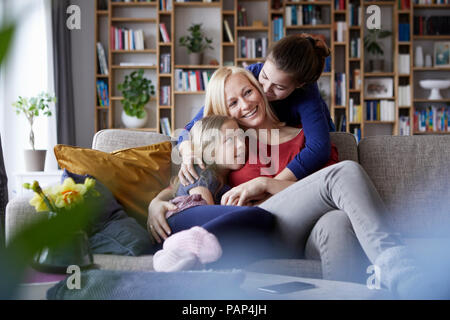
94, 0, 450, 139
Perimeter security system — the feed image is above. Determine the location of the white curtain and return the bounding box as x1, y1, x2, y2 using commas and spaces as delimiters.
0, 0, 57, 199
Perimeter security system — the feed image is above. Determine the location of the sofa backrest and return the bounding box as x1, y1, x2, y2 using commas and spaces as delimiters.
358, 135, 450, 237
330, 132, 358, 162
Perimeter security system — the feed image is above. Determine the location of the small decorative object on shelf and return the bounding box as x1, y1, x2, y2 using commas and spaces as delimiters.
23, 178, 100, 273
415, 45, 424, 67
117, 69, 155, 128
419, 80, 450, 100
179, 23, 213, 65
12, 92, 56, 171
364, 29, 392, 72
434, 42, 450, 67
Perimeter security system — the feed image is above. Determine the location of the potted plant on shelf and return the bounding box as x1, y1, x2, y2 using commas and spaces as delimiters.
179, 23, 213, 65
12, 92, 56, 171
117, 69, 155, 129
364, 29, 392, 72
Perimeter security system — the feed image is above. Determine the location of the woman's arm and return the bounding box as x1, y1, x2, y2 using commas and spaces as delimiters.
147, 187, 178, 243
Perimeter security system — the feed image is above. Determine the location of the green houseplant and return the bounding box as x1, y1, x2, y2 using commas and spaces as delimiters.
364, 29, 393, 72
179, 23, 213, 65
117, 69, 155, 128
12, 92, 56, 171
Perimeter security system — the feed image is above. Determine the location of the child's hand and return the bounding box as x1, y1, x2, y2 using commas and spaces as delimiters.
178, 140, 205, 186
221, 177, 268, 206
147, 198, 177, 243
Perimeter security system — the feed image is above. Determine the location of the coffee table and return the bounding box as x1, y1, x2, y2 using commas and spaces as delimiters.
241, 272, 393, 300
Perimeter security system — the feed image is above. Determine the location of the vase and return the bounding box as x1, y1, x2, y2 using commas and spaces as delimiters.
188, 52, 203, 65
32, 212, 94, 274
415, 46, 424, 67
369, 59, 384, 72
121, 110, 148, 128
24, 149, 46, 171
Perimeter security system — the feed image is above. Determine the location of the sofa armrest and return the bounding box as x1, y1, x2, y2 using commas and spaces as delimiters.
5, 195, 40, 245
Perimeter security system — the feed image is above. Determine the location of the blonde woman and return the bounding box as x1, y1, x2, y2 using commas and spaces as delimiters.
149, 67, 438, 298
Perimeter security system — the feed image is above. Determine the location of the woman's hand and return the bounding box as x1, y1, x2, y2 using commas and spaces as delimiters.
147, 198, 177, 243
178, 140, 205, 186
221, 177, 268, 206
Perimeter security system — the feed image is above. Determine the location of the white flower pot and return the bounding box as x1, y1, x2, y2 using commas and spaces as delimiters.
121, 110, 148, 129
24, 149, 46, 171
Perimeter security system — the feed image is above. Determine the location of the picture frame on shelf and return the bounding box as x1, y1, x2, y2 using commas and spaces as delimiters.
364, 78, 393, 99
434, 42, 450, 67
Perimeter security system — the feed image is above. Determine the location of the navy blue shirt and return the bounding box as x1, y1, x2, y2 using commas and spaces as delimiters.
177, 63, 336, 180
176, 165, 231, 204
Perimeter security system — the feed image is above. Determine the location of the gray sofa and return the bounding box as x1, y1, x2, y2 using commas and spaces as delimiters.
5, 130, 450, 279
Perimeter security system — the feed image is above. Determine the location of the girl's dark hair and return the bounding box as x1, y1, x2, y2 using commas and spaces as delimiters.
267, 33, 331, 85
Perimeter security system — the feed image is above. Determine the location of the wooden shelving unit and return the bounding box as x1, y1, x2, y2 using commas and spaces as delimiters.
94, 0, 450, 137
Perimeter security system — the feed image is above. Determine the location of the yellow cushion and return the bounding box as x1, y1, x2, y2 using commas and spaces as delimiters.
54, 141, 172, 225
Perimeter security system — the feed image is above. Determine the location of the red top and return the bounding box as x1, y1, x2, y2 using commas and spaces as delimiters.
228, 130, 339, 187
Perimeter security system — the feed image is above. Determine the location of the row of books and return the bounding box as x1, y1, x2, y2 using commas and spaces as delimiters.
350, 69, 362, 90
353, 127, 361, 143
335, 0, 345, 10
160, 0, 172, 11
399, 116, 411, 136
159, 23, 171, 43
414, 106, 450, 133
160, 53, 171, 74
160, 86, 171, 106
348, 3, 362, 27
285, 5, 323, 27
413, 0, 449, 4
349, 99, 362, 123
237, 5, 248, 27
366, 100, 396, 121
349, 37, 361, 58
398, 54, 410, 75
335, 73, 346, 106
174, 69, 213, 92
160, 117, 172, 136
336, 114, 346, 132
335, 21, 347, 42
398, 85, 411, 107
399, 23, 410, 42
97, 42, 109, 75
96, 80, 110, 107
110, 27, 145, 50
238, 37, 268, 59
398, 0, 411, 9
414, 16, 450, 36
273, 17, 284, 42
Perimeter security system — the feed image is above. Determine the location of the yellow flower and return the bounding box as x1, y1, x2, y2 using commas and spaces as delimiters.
54, 177, 87, 209
29, 193, 49, 212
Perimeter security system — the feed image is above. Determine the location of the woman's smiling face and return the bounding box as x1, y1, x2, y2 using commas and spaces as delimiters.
224, 73, 267, 128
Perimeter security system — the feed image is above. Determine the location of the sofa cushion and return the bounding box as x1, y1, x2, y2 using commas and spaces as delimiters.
54, 141, 172, 225
358, 135, 450, 237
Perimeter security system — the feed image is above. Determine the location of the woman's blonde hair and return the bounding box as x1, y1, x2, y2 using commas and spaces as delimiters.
204, 66, 284, 128
171, 115, 232, 198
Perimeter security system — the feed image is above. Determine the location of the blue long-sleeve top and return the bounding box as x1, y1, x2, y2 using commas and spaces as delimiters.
177, 63, 336, 180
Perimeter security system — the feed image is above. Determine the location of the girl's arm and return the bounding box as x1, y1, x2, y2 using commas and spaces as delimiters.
189, 186, 215, 205
284, 83, 332, 180
147, 187, 178, 243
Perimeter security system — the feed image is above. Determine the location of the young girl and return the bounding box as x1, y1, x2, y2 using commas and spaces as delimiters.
153, 115, 277, 272
177, 33, 335, 186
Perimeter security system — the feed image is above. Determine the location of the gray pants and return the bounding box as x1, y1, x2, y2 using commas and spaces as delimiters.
258, 160, 402, 283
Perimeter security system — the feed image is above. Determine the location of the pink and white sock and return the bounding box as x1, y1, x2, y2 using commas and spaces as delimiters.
153, 226, 222, 272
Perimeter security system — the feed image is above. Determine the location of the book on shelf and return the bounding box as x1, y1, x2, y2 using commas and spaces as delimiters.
96, 42, 109, 75
365, 100, 395, 121
353, 127, 361, 143
160, 53, 171, 73
335, 21, 347, 42
349, 3, 362, 26
238, 37, 267, 59
399, 116, 411, 136
175, 69, 213, 92
272, 17, 284, 42
413, 0, 449, 4
96, 80, 109, 107
353, 69, 361, 90
286, 5, 323, 26
335, 0, 346, 10
349, 98, 362, 123
224, 20, 234, 43
324, 56, 331, 72
414, 106, 449, 133
334, 73, 346, 106
237, 5, 248, 27
160, 86, 171, 106
350, 38, 361, 58
398, 0, 411, 9
399, 23, 410, 41
160, 0, 172, 11
110, 27, 145, 50
398, 85, 411, 106
337, 114, 346, 132
159, 23, 171, 43
160, 117, 172, 136
414, 16, 450, 35
398, 54, 410, 74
